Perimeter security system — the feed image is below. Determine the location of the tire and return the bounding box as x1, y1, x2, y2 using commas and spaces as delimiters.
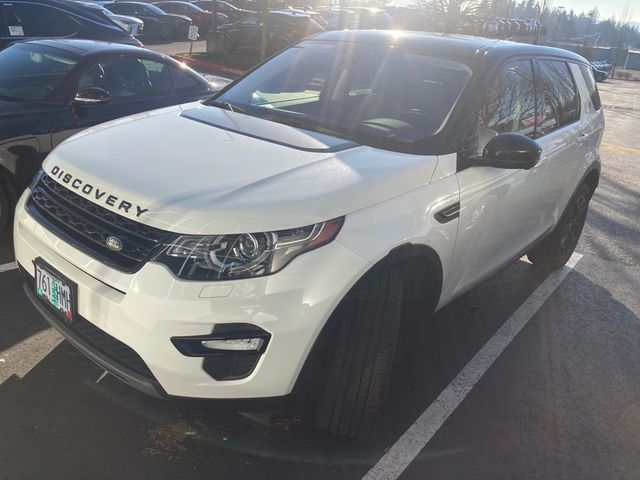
315, 267, 403, 438
527, 183, 591, 270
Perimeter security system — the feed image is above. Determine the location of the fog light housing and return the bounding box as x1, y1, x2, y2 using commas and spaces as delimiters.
201, 337, 265, 352
171, 324, 270, 380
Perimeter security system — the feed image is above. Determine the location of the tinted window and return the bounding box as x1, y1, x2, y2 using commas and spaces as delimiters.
579, 64, 602, 110
536, 60, 579, 135
477, 60, 536, 152
239, 14, 259, 25
169, 65, 200, 89
0, 43, 78, 101
3, 3, 83, 37
106, 4, 131, 14
77, 58, 172, 98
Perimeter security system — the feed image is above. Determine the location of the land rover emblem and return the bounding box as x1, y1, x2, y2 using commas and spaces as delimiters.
106, 236, 123, 252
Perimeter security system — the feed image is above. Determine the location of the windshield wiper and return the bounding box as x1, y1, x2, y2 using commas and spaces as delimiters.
205, 99, 246, 113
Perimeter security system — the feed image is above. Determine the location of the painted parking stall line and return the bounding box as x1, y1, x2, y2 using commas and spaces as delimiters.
0, 328, 63, 385
363, 253, 583, 480
0, 261, 17, 273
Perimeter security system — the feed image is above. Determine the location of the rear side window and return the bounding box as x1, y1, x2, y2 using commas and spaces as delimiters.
536, 60, 579, 135
3, 3, 83, 37
579, 64, 602, 110
477, 60, 537, 152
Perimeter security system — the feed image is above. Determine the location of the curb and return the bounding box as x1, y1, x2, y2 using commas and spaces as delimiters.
173, 54, 246, 77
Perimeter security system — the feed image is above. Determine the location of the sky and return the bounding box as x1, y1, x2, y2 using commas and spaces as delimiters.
550, 0, 639, 23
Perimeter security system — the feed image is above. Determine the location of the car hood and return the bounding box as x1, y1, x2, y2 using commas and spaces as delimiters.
111, 14, 143, 25
165, 13, 192, 22
42, 103, 439, 234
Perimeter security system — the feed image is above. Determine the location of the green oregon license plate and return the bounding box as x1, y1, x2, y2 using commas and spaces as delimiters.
35, 260, 76, 323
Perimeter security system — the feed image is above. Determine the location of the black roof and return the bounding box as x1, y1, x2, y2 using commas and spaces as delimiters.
309, 30, 588, 65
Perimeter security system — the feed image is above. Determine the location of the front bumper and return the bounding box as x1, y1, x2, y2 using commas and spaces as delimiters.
14, 190, 371, 400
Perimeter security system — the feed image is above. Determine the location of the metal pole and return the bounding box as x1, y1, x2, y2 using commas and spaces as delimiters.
260, 0, 268, 60
213, 0, 218, 33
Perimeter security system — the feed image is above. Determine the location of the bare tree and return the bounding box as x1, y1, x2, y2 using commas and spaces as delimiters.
611, 0, 632, 77
418, 0, 482, 32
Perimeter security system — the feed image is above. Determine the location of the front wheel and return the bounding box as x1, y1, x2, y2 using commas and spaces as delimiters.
527, 183, 591, 270
159, 23, 175, 41
315, 267, 403, 438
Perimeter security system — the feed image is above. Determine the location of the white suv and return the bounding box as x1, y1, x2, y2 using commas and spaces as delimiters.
15, 31, 604, 438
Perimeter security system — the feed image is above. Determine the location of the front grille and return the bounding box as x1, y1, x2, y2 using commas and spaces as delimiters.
27, 174, 176, 273
71, 315, 155, 379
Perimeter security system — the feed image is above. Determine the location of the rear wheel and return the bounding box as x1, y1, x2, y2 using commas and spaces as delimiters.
315, 267, 403, 438
527, 183, 591, 270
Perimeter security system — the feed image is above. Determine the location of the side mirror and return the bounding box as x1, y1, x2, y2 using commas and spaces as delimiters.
73, 87, 111, 105
475, 132, 542, 170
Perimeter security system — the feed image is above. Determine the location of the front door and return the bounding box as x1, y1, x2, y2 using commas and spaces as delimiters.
51, 57, 175, 149
449, 59, 546, 297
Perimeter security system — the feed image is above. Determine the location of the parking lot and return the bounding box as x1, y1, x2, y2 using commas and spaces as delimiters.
1, 78, 639, 480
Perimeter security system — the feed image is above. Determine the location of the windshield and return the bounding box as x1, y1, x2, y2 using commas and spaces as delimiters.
212, 41, 471, 152
0, 43, 79, 102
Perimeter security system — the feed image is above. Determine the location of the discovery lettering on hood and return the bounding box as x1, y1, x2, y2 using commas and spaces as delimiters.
49, 165, 149, 218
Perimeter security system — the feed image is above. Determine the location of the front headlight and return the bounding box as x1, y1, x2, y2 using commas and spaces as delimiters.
154, 217, 344, 280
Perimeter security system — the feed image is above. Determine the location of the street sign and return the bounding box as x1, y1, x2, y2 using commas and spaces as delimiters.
188, 25, 199, 41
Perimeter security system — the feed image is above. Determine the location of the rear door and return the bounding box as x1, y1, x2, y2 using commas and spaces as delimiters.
531, 58, 581, 220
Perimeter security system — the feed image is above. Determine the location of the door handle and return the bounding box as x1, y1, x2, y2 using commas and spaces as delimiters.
577, 132, 592, 143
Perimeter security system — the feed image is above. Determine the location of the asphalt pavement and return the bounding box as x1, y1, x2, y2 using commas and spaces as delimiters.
0, 79, 639, 480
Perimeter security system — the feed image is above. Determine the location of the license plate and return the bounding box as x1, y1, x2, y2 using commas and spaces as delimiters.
34, 260, 76, 323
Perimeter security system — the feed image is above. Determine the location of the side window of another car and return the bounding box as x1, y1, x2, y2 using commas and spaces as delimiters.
3, 3, 84, 37
168, 65, 201, 89
77, 58, 172, 99
535, 60, 579, 136
578, 63, 602, 111
239, 14, 259, 25
476, 59, 536, 153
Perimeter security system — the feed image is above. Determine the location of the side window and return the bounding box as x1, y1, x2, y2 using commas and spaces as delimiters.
169, 65, 200, 89
477, 60, 536, 152
239, 14, 259, 25
579, 64, 602, 110
107, 4, 125, 14
3, 3, 83, 37
536, 60, 579, 136
77, 58, 172, 98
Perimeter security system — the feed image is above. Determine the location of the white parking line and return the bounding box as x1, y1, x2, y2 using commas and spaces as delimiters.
363, 253, 583, 480
0, 328, 63, 385
0, 261, 17, 273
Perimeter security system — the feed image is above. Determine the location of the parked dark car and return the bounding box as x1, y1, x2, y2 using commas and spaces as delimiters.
0, 39, 214, 232
591, 60, 613, 70
192, 0, 253, 23
0, 0, 141, 50
104, 1, 191, 40
592, 65, 608, 82
153, 1, 226, 33
216, 11, 322, 56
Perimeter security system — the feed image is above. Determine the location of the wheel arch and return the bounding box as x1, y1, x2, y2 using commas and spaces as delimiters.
292, 242, 443, 394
